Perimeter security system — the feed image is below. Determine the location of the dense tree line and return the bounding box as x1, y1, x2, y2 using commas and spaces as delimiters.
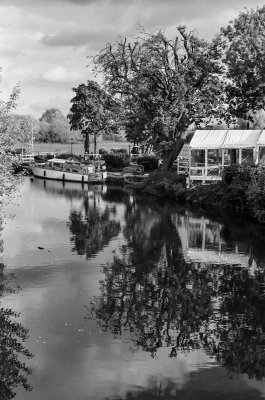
9, 108, 81, 144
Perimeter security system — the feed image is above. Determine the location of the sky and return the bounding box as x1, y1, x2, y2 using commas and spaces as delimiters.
0, 0, 264, 118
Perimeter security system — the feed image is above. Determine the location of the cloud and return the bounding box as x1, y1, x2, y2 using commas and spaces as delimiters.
41, 66, 83, 83
41, 29, 119, 49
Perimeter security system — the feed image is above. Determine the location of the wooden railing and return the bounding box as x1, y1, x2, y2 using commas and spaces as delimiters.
175, 156, 189, 175
19, 154, 35, 163
190, 164, 222, 177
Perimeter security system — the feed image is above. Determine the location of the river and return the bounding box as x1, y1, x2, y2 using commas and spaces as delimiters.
1, 178, 265, 399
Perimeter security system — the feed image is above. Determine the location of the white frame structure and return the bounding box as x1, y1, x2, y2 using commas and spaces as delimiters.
188, 129, 263, 185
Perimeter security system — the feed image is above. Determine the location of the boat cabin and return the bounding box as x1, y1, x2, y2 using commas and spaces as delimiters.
188, 129, 263, 185
46, 159, 95, 174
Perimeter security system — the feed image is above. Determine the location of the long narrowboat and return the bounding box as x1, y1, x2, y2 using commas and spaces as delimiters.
32, 158, 107, 183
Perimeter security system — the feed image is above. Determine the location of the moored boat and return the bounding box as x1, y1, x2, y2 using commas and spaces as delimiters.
32, 158, 107, 183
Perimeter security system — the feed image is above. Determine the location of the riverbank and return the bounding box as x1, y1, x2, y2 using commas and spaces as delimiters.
123, 165, 265, 224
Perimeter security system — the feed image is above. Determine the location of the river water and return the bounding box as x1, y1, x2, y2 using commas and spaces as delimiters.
1, 178, 265, 399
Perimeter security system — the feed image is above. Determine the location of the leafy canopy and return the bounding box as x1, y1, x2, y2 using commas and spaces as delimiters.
94, 27, 226, 168
222, 6, 265, 120
68, 80, 119, 145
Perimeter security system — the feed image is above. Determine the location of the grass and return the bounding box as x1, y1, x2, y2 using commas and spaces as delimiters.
22, 140, 189, 158
32, 140, 130, 155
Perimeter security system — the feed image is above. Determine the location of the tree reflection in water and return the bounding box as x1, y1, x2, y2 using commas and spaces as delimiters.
68, 191, 121, 258
0, 262, 32, 399
89, 194, 265, 381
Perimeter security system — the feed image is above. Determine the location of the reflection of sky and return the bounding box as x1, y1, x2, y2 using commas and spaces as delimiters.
1, 179, 265, 399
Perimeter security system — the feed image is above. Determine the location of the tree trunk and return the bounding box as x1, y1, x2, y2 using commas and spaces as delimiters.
94, 133, 97, 155
161, 138, 185, 171
84, 132, 90, 154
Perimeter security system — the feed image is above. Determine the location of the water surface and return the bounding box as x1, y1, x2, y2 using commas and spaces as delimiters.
1, 178, 265, 399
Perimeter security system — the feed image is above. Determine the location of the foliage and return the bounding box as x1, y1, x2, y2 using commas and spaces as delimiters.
0, 74, 29, 201
68, 80, 119, 154
222, 164, 254, 185
88, 195, 265, 380
94, 27, 225, 170
0, 262, 33, 399
246, 167, 265, 223
134, 171, 186, 197
111, 148, 128, 154
102, 131, 124, 142
136, 155, 158, 171
98, 148, 108, 155
221, 6, 265, 121
55, 152, 82, 161
103, 153, 130, 170
36, 108, 76, 143
68, 192, 121, 259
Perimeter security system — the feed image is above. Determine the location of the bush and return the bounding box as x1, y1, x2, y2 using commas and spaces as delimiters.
246, 167, 265, 223
56, 152, 82, 161
138, 171, 187, 197
99, 148, 108, 155
103, 153, 130, 170
111, 148, 128, 154
34, 153, 58, 162
137, 155, 159, 171
222, 164, 254, 185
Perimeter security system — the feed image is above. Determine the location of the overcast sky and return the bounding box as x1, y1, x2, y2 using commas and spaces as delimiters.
0, 0, 264, 118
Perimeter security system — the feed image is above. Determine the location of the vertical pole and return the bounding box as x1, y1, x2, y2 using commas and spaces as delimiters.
188, 147, 191, 187
202, 217, 205, 250
239, 148, 242, 164
222, 149, 224, 170
84, 132, 90, 155
94, 133, 97, 155
205, 149, 208, 177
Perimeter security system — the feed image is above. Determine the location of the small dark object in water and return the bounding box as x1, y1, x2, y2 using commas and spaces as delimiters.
38, 246, 45, 250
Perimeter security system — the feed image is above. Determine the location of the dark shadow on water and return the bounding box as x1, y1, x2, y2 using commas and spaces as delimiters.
0, 263, 33, 399
68, 190, 121, 259
87, 188, 265, 386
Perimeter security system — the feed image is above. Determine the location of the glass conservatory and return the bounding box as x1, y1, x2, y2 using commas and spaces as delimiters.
188, 129, 262, 185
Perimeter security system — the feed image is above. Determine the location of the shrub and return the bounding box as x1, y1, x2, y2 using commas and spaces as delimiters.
111, 148, 128, 154
99, 148, 108, 155
103, 153, 130, 170
222, 164, 254, 185
137, 155, 159, 171
56, 152, 81, 161
246, 167, 265, 223
34, 153, 58, 162
140, 171, 187, 197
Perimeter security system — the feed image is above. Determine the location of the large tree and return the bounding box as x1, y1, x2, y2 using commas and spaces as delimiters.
221, 6, 265, 121
94, 27, 225, 170
68, 80, 119, 155
37, 108, 72, 143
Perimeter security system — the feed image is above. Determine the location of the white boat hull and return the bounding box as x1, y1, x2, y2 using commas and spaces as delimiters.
32, 165, 107, 183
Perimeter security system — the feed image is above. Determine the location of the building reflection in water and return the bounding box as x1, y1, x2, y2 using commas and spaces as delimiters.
88, 189, 265, 388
